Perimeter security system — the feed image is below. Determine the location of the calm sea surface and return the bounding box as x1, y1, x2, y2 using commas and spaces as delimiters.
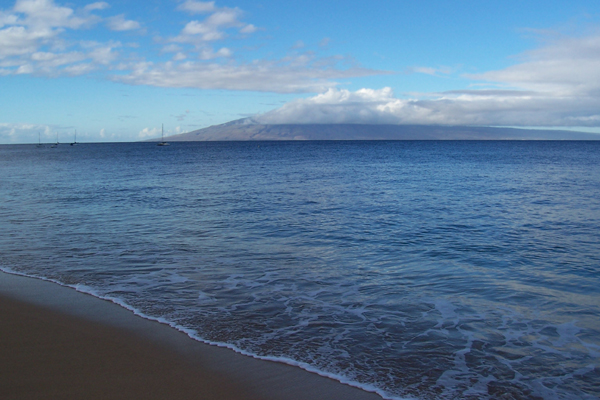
1, 141, 599, 399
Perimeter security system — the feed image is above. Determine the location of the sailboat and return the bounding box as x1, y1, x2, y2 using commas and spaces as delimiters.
50, 133, 58, 148
70, 130, 77, 146
36, 132, 43, 148
157, 124, 169, 146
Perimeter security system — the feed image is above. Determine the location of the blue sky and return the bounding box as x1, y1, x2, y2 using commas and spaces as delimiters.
2, 0, 600, 143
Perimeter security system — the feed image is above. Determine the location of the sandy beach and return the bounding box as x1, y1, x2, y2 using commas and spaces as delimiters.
0, 272, 382, 400
0, 294, 262, 400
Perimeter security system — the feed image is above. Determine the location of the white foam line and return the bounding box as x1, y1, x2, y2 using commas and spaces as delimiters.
0, 267, 412, 400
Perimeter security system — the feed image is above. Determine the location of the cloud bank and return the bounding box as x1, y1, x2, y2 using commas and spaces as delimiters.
254, 86, 600, 127
256, 31, 600, 127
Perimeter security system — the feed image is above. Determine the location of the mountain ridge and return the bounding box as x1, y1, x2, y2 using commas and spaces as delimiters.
151, 119, 600, 141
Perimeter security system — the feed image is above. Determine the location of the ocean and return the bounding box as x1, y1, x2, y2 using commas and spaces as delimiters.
1, 140, 598, 400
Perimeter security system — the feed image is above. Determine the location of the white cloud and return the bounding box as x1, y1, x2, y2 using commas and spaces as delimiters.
1, 1, 375, 94
0, 25, 54, 58
256, 87, 399, 124
468, 33, 600, 97
30, 50, 85, 67
207, 9, 241, 26
0, 11, 19, 27
255, 32, 600, 127
2, 1, 598, 131
84, 2, 109, 11
16, 63, 33, 73
254, 85, 600, 128
179, 20, 225, 41
96, 127, 119, 140
0, 122, 53, 143
199, 46, 231, 59
13, 0, 94, 29
87, 43, 119, 65
240, 24, 256, 34
138, 126, 160, 139
171, 4, 257, 44
177, 1, 216, 14
161, 44, 181, 53
173, 52, 186, 60
0, 0, 110, 74
62, 62, 94, 75
116, 56, 384, 93
0, 0, 131, 76
106, 14, 141, 31
410, 66, 453, 76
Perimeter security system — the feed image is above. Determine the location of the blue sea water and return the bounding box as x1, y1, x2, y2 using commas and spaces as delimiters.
1, 140, 599, 400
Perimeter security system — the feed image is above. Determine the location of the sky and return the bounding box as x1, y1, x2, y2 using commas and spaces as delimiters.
1, 0, 600, 143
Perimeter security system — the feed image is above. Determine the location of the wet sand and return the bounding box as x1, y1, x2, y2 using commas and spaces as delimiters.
0, 294, 264, 400
0, 272, 383, 400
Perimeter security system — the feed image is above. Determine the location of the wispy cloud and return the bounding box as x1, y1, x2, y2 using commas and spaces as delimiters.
467, 31, 600, 97
1, 0, 382, 93
176, 1, 216, 15
116, 56, 385, 93
84, 2, 109, 12
13, 0, 98, 29
319, 37, 331, 47
0, 0, 116, 75
171, 3, 255, 44
106, 14, 141, 31
173, 110, 191, 121
198, 46, 231, 59
409, 65, 454, 76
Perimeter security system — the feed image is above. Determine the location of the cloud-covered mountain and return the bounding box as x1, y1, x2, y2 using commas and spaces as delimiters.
253, 86, 600, 128
156, 119, 600, 141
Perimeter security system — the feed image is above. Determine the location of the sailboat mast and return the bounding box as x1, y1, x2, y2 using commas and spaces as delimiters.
157, 123, 169, 146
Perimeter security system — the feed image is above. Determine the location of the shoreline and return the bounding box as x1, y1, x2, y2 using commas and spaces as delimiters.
0, 271, 384, 400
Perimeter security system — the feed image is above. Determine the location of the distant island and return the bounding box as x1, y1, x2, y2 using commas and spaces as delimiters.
150, 118, 600, 141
